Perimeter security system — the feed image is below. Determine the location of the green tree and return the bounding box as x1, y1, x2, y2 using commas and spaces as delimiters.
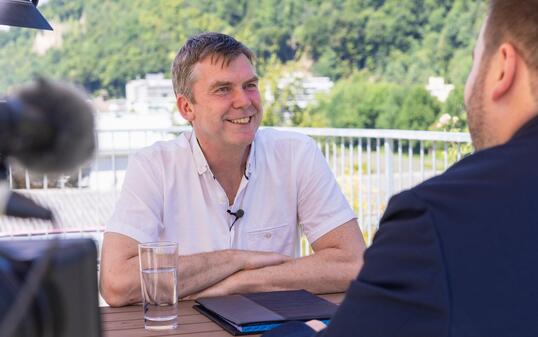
0, 0, 487, 130
396, 85, 441, 130
307, 73, 411, 129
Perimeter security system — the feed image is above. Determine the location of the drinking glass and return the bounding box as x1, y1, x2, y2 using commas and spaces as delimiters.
138, 241, 178, 330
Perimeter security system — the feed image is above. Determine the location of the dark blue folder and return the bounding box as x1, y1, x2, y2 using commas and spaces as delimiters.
193, 290, 337, 335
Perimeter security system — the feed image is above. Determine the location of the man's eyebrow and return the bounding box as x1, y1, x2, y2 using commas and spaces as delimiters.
244, 76, 259, 84
208, 76, 259, 91
208, 81, 233, 91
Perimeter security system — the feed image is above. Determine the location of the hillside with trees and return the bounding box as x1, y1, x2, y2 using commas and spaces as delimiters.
0, 0, 486, 130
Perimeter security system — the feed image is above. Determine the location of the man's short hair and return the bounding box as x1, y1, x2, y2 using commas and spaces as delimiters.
485, 0, 538, 95
171, 32, 255, 103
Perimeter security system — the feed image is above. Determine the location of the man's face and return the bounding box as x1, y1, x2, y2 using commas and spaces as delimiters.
464, 23, 490, 151
187, 54, 262, 149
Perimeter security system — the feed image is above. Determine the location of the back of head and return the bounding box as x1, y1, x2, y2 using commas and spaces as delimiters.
171, 32, 255, 103
485, 0, 538, 97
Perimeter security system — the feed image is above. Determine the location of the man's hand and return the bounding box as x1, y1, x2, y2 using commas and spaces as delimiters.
306, 320, 327, 332
239, 250, 292, 270
184, 252, 292, 299
184, 270, 253, 299
179, 250, 291, 298
183, 278, 236, 300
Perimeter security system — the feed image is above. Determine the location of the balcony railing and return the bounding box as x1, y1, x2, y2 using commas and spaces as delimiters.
0, 127, 472, 252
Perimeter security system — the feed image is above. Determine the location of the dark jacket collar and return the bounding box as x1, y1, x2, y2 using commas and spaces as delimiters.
510, 115, 538, 142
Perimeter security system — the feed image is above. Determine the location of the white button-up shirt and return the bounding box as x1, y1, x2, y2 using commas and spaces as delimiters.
106, 128, 355, 257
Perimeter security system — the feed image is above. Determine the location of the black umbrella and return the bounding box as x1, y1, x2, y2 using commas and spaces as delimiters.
0, 0, 52, 30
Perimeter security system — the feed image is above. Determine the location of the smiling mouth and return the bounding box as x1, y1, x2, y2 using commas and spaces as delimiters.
228, 116, 252, 124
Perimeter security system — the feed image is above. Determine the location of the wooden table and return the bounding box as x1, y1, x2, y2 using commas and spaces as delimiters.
101, 293, 344, 337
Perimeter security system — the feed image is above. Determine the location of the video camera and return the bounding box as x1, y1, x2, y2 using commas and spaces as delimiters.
0, 239, 101, 337
1, 2, 102, 337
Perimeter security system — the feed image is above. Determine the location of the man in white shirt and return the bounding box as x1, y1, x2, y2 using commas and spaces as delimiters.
100, 32, 365, 307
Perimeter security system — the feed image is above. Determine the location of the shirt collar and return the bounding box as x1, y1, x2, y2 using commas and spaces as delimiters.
245, 138, 256, 180
188, 129, 257, 178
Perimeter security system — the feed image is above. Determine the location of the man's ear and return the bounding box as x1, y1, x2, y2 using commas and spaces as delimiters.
177, 95, 195, 122
491, 43, 517, 101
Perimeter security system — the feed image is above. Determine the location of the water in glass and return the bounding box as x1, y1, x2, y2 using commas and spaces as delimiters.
141, 267, 178, 330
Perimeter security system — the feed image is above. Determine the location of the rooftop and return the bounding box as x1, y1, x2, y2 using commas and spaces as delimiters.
0, 189, 116, 237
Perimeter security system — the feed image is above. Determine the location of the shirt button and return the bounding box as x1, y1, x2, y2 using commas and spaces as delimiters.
264, 233, 272, 239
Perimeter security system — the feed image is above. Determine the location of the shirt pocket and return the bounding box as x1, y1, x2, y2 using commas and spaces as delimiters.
246, 223, 294, 254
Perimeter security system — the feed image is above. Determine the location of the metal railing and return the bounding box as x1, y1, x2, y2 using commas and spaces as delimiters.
278, 127, 472, 244
1, 126, 472, 249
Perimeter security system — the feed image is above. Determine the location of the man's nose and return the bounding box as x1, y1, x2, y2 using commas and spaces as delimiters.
232, 88, 252, 109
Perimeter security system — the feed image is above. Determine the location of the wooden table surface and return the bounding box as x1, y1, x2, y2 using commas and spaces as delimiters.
101, 293, 344, 337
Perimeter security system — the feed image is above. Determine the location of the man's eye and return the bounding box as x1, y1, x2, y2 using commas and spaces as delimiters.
215, 87, 230, 93
245, 82, 258, 89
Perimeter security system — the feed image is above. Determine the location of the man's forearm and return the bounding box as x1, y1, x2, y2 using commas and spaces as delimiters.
178, 249, 291, 298
101, 249, 244, 305
191, 247, 362, 298
101, 246, 290, 305
237, 248, 362, 293
177, 250, 246, 297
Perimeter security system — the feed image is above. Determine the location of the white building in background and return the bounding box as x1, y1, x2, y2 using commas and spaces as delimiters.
426, 76, 454, 102
295, 75, 334, 109
125, 73, 176, 114
264, 72, 333, 124
270, 72, 334, 109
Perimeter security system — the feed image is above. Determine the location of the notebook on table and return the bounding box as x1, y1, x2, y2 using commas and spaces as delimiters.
193, 289, 337, 335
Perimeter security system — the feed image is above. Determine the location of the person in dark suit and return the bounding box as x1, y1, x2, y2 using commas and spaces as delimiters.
264, 0, 538, 336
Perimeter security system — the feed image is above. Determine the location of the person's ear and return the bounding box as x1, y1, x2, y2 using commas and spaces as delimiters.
491, 43, 517, 101
177, 95, 195, 122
